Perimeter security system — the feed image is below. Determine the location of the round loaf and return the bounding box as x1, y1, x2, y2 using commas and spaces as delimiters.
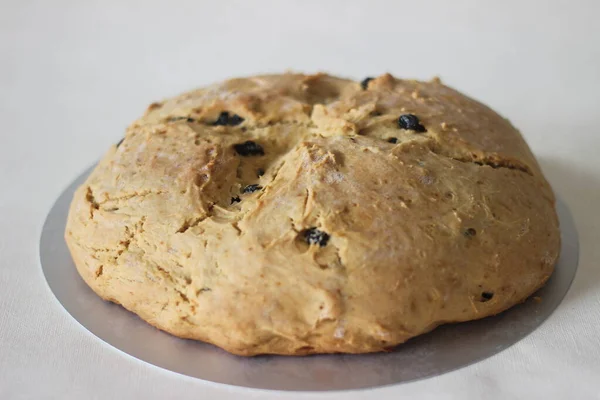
65, 73, 560, 355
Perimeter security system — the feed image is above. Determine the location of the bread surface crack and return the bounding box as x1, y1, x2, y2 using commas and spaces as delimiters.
426, 142, 533, 176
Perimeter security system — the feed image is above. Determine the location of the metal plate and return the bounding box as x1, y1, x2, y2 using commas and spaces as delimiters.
40, 166, 579, 391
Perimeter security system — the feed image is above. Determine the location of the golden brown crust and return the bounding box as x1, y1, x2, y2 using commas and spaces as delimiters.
65, 73, 560, 355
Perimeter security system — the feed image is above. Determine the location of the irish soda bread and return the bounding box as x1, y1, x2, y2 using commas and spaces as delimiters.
65, 73, 560, 355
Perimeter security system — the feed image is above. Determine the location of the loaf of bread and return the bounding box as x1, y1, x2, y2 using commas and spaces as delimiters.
65, 73, 559, 355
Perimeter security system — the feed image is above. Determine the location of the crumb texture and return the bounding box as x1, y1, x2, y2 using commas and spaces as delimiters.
65, 73, 560, 355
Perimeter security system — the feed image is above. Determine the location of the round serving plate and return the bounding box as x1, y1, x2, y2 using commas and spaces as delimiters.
40, 166, 579, 391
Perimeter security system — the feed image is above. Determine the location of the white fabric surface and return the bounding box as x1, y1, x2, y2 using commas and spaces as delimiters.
1, 1, 599, 398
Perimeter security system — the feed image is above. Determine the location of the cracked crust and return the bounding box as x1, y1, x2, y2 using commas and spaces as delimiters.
65, 73, 560, 355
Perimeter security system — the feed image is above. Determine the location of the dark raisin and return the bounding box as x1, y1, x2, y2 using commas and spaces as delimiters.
116, 138, 125, 148
228, 114, 244, 126
398, 114, 426, 132
168, 116, 196, 123
230, 196, 241, 204
242, 184, 262, 194
233, 141, 265, 156
213, 112, 230, 126
464, 228, 477, 237
303, 228, 330, 247
360, 77, 374, 90
480, 292, 494, 302
257, 168, 265, 177
213, 111, 244, 126
387, 137, 398, 144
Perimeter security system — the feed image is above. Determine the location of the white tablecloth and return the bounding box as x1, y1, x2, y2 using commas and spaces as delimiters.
2, 1, 599, 398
